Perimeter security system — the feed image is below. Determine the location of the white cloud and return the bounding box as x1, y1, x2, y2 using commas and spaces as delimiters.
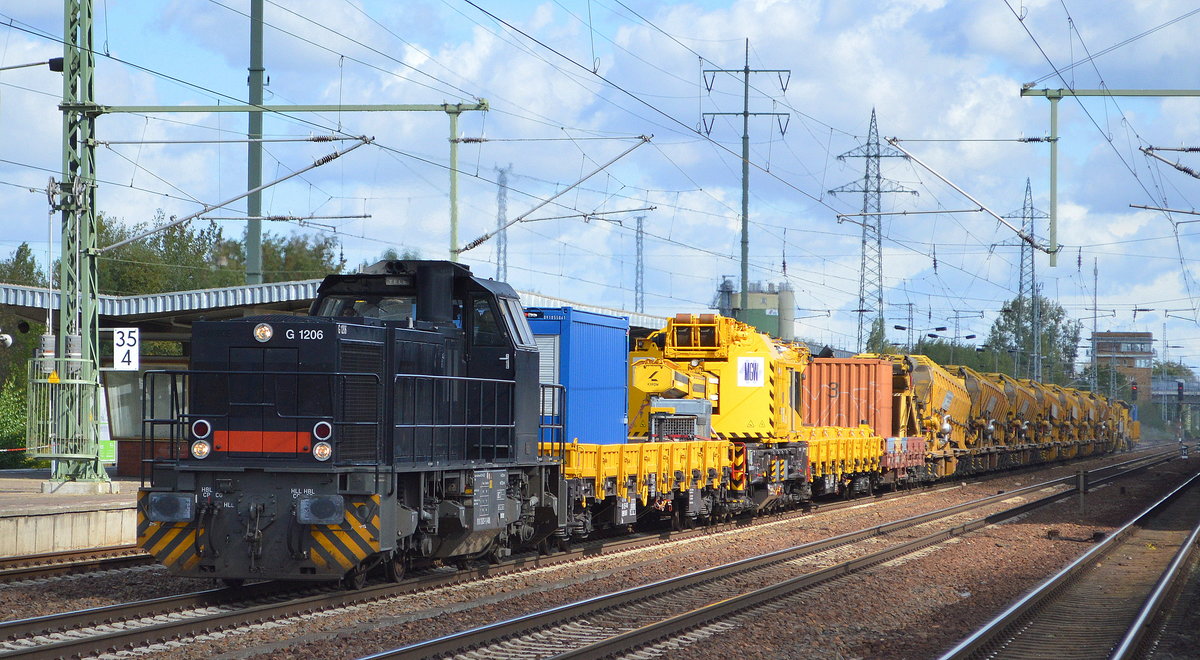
5, 0, 1200, 355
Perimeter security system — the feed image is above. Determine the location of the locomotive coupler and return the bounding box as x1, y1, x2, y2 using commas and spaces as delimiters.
245, 504, 265, 570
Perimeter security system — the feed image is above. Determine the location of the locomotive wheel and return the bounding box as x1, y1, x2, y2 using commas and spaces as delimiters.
385, 554, 406, 582
342, 563, 367, 590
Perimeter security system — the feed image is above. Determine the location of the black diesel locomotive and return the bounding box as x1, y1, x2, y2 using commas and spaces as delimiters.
138, 261, 563, 587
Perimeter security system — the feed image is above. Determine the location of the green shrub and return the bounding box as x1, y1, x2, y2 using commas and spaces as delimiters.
0, 377, 30, 468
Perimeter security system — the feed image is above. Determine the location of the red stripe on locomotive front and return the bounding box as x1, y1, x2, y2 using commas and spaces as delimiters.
213, 430, 308, 453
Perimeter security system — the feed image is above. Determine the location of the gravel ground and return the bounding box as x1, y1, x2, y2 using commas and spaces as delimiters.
86, 447, 1188, 660
715, 453, 1200, 660
0, 565, 208, 622
2, 446, 1186, 660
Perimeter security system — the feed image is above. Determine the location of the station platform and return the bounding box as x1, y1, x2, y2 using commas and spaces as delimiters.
0, 468, 140, 558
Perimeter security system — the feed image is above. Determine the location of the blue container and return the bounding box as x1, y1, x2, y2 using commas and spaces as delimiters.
525, 307, 628, 444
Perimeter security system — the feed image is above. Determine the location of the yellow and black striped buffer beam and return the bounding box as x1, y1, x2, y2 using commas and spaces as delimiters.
309, 494, 381, 571
136, 492, 201, 572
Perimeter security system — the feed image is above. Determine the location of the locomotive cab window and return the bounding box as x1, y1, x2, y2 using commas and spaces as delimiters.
316, 295, 417, 321
499, 297, 536, 348
471, 296, 507, 346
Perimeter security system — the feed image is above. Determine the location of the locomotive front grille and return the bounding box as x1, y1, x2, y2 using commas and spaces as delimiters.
339, 343, 384, 463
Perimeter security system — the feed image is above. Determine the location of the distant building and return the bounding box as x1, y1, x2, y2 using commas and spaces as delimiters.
1091, 331, 1153, 394
716, 279, 795, 340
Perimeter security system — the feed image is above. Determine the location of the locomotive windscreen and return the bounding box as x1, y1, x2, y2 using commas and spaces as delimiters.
315, 295, 417, 321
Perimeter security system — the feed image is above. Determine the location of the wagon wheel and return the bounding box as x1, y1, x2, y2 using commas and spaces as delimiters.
342, 562, 368, 590
385, 553, 407, 582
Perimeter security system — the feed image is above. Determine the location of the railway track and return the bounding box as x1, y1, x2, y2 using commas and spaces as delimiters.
360, 451, 1178, 660
0, 546, 151, 583
940, 469, 1200, 660
0, 450, 1172, 658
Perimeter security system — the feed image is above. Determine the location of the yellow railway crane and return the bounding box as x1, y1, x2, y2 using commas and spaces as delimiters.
631, 314, 879, 503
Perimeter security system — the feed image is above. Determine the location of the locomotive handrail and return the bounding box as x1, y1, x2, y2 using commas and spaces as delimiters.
391, 373, 516, 385
391, 373, 518, 465
539, 383, 567, 462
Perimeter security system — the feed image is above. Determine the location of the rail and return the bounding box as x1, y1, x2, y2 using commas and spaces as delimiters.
940, 469, 1200, 660
3, 450, 1172, 658
364, 451, 1178, 659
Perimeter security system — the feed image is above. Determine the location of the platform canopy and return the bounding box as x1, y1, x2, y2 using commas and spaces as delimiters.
0, 279, 669, 341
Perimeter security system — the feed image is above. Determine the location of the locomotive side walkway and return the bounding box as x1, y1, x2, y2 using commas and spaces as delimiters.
0, 469, 138, 558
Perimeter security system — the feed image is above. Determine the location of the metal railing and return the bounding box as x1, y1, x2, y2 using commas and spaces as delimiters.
140, 369, 382, 484
539, 383, 566, 460
392, 373, 518, 465
25, 357, 100, 459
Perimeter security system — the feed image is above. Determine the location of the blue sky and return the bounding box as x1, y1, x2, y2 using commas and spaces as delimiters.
3, 0, 1200, 367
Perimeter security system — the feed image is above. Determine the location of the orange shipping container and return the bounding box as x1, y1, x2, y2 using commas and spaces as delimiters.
803, 358, 895, 437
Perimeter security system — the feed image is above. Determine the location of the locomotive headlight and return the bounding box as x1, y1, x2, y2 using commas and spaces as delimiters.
147, 492, 195, 522
190, 439, 212, 459
253, 323, 273, 343
312, 420, 333, 442
191, 419, 212, 439
312, 441, 332, 461
297, 495, 344, 525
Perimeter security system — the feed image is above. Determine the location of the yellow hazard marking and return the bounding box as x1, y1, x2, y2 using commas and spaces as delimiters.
312, 531, 353, 569
148, 524, 188, 559
48, 371, 59, 383
163, 530, 196, 567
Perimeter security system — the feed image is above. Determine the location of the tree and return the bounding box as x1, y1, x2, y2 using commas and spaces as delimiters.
97, 212, 241, 295
0, 377, 29, 468
0, 243, 49, 392
1076, 362, 1130, 398
863, 316, 895, 354
911, 337, 996, 373
1157, 360, 1197, 383
99, 212, 344, 288
218, 229, 345, 282
985, 292, 1081, 385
